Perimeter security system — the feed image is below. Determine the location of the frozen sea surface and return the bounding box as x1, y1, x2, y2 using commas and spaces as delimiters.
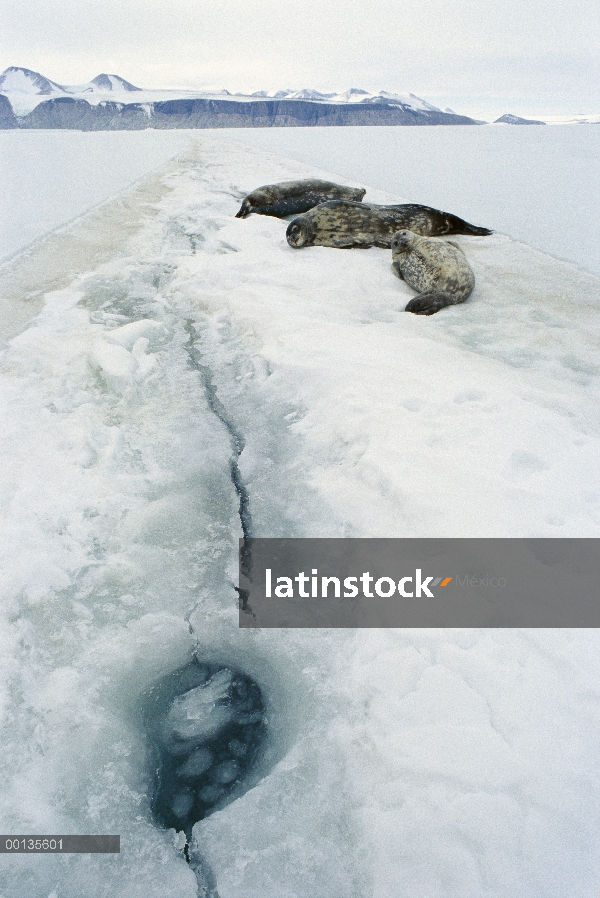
0, 129, 196, 262
0, 134, 599, 897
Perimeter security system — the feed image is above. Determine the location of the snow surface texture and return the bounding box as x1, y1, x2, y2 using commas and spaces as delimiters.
0, 135, 599, 897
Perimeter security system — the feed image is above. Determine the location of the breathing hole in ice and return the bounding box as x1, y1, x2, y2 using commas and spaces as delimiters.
141, 658, 268, 843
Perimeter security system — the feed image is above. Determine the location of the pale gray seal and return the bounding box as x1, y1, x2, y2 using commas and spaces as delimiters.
286, 201, 491, 248
235, 179, 366, 219
391, 229, 476, 315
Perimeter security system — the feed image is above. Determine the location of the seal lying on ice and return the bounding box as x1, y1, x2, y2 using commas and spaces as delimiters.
285, 201, 492, 248
391, 229, 475, 315
235, 179, 366, 219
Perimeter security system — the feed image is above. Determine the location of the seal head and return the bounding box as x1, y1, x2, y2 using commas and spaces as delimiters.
286, 219, 314, 248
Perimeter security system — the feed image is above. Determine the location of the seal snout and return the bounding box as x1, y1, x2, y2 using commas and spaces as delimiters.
235, 201, 252, 219
390, 229, 412, 252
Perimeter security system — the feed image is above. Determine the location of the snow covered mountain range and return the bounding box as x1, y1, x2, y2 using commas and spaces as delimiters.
0, 65, 479, 128
0, 67, 442, 113
250, 86, 445, 112
0, 66, 140, 96
1, 67, 598, 128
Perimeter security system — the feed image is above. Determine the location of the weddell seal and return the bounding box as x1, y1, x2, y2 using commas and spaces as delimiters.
391, 230, 476, 315
235, 179, 366, 219
286, 201, 491, 248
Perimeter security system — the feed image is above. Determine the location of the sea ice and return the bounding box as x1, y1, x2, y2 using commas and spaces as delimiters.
0, 132, 598, 898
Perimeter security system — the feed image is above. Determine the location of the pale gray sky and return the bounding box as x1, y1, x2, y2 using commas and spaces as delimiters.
2, 0, 599, 118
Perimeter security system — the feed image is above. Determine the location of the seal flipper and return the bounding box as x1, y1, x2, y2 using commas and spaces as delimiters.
443, 213, 492, 236
405, 291, 465, 316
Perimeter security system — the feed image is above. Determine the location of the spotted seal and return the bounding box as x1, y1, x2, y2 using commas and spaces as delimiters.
235, 179, 366, 219
286, 201, 491, 248
391, 229, 475, 315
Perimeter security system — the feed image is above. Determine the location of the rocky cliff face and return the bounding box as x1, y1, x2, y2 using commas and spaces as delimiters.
8, 95, 479, 129
150, 98, 478, 128
0, 93, 17, 128
21, 96, 150, 129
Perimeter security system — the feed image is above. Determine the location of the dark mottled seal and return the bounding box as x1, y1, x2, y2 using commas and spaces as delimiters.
391, 229, 475, 315
235, 179, 366, 219
286, 201, 491, 248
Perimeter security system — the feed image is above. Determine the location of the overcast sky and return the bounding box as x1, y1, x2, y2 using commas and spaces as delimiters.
2, 0, 599, 118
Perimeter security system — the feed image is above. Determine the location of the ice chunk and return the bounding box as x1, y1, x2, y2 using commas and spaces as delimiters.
228, 738, 248, 757
91, 339, 135, 379
177, 747, 213, 778
106, 318, 167, 350
198, 784, 224, 804
171, 791, 194, 819
164, 669, 234, 742
211, 760, 239, 784
233, 710, 264, 726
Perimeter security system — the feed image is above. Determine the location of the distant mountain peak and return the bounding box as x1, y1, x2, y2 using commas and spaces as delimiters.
90, 74, 141, 92
286, 88, 334, 100
0, 66, 65, 95
494, 113, 546, 125
0, 67, 142, 99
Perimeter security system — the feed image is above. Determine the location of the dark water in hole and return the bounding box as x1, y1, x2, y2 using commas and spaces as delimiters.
141, 659, 267, 840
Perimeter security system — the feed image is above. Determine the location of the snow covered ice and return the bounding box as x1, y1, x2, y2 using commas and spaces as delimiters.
0, 133, 599, 897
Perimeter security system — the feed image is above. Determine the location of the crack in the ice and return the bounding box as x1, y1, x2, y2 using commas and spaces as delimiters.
183, 319, 252, 540
182, 320, 256, 623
